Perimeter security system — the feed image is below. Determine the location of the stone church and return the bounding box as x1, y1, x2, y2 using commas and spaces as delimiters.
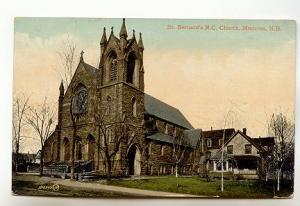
44, 19, 202, 177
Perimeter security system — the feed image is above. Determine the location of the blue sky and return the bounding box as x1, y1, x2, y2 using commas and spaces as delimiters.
15, 18, 295, 51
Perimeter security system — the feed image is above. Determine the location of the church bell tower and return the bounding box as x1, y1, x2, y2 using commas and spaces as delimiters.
99, 18, 144, 91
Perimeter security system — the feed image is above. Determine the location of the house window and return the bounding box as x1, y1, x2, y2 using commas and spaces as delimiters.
132, 97, 137, 117
173, 127, 177, 137
227, 145, 233, 154
207, 139, 212, 148
219, 139, 223, 146
106, 96, 112, 115
245, 144, 252, 154
165, 123, 168, 134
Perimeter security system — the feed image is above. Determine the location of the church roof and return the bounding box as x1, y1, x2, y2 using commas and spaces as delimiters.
146, 130, 201, 148
83, 62, 98, 76
144, 94, 194, 129
183, 129, 202, 147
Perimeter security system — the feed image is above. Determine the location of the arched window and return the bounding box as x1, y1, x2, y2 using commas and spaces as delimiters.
173, 127, 177, 137
164, 123, 168, 134
63, 138, 70, 161
110, 54, 117, 81
106, 96, 112, 115
87, 135, 95, 160
72, 85, 88, 115
127, 52, 136, 84
75, 140, 82, 160
131, 97, 137, 117
51, 141, 56, 161
161, 145, 166, 156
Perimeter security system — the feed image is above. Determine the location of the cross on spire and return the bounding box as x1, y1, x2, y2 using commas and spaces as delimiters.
111, 26, 114, 34
80, 50, 84, 61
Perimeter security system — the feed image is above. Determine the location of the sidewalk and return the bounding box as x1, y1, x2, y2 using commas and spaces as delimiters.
56, 179, 203, 197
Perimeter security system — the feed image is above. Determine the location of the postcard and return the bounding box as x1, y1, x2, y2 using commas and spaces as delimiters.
12, 18, 296, 198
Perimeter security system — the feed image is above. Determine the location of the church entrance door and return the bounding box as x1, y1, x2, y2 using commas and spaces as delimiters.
127, 145, 141, 176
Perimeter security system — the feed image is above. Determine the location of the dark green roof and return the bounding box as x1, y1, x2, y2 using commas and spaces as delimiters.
144, 94, 194, 129
183, 129, 202, 148
146, 133, 174, 145
146, 130, 201, 148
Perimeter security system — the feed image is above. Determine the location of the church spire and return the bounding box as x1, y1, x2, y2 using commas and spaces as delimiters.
100, 27, 107, 55
110, 26, 114, 35
100, 27, 107, 45
119, 18, 128, 38
138, 32, 144, 51
59, 80, 64, 96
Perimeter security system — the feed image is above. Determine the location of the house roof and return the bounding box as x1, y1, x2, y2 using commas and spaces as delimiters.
210, 130, 265, 160
210, 151, 234, 160
251, 137, 275, 147
144, 94, 194, 129
146, 129, 201, 148
202, 128, 235, 139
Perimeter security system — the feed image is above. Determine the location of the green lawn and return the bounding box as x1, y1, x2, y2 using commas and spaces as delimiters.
108, 176, 293, 198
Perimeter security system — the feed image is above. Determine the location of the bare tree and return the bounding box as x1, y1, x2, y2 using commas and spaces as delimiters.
220, 108, 239, 192
172, 133, 188, 178
27, 98, 56, 176
57, 36, 77, 88
12, 95, 30, 173
267, 113, 295, 192
93, 103, 133, 181
69, 104, 78, 180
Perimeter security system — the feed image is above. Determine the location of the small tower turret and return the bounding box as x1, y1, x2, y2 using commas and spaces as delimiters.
138, 32, 144, 54
100, 27, 107, 55
119, 18, 128, 51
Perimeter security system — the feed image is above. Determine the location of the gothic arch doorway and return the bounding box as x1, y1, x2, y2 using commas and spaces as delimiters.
127, 144, 141, 176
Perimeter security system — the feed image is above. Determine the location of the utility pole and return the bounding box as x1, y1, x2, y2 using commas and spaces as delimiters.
221, 128, 226, 192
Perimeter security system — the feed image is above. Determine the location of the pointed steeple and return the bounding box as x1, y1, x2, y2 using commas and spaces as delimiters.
100, 27, 107, 46
80, 50, 84, 62
110, 26, 114, 36
59, 80, 64, 95
119, 18, 128, 38
132, 29, 136, 39
138, 32, 144, 51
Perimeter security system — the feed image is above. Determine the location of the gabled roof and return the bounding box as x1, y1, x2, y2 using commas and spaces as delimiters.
202, 128, 235, 139
225, 130, 264, 151
252, 137, 275, 147
144, 94, 194, 129
82, 62, 98, 77
210, 130, 265, 160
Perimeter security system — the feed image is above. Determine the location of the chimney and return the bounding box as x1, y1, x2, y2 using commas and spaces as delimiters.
242, 128, 247, 135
